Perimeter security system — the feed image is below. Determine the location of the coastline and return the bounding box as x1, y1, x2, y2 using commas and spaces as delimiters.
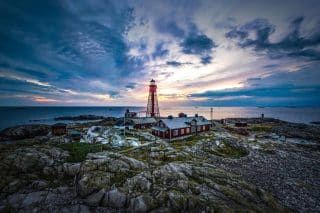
0, 116, 319, 212
1, 106, 320, 130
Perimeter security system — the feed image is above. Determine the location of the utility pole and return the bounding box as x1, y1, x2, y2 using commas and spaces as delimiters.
123, 115, 126, 138
210, 107, 213, 126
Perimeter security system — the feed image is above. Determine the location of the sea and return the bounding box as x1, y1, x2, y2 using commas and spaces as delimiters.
0, 106, 320, 130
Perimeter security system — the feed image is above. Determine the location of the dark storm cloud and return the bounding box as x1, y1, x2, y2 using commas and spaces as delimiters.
166, 61, 192, 67
200, 55, 212, 65
153, 19, 217, 65
181, 34, 217, 55
180, 33, 217, 65
0, 0, 140, 99
226, 17, 320, 60
125, 83, 137, 89
247, 77, 262, 81
108, 91, 120, 98
189, 65, 320, 106
0, 76, 58, 96
166, 61, 183, 67
152, 42, 169, 59
155, 20, 185, 38
190, 86, 317, 98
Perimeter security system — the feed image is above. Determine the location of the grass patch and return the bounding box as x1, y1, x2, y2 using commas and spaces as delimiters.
120, 131, 150, 143
171, 134, 209, 150
121, 146, 150, 162
110, 170, 140, 186
57, 142, 111, 162
206, 141, 249, 159
250, 124, 273, 132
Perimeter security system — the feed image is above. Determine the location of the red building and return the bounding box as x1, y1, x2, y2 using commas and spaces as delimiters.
151, 114, 212, 139
52, 123, 67, 136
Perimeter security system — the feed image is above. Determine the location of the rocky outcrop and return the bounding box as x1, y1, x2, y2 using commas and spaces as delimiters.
1, 146, 68, 175
0, 124, 50, 141
81, 126, 141, 147
272, 123, 320, 142
66, 149, 285, 212
76, 152, 147, 197
1, 120, 319, 212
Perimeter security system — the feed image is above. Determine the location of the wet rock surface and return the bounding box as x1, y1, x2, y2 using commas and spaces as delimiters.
0, 118, 319, 212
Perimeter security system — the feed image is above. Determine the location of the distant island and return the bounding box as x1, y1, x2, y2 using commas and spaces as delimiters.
54, 115, 106, 121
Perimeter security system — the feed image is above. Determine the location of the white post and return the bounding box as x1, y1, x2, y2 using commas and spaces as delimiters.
210, 107, 213, 127
124, 116, 126, 138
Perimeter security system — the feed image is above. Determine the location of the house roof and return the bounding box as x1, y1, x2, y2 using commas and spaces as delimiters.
131, 117, 157, 124
159, 116, 211, 129
151, 126, 168, 132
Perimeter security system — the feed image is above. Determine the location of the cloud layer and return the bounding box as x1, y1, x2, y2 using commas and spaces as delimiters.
0, 0, 320, 106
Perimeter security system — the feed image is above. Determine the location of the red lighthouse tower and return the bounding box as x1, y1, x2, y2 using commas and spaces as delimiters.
146, 79, 160, 117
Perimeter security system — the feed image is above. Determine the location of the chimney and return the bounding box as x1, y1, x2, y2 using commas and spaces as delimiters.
178, 112, 187, 117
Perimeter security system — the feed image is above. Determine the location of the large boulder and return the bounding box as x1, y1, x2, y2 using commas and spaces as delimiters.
84, 188, 106, 206
1, 146, 68, 174
0, 124, 50, 141
120, 162, 286, 212
77, 152, 147, 197
101, 188, 127, 208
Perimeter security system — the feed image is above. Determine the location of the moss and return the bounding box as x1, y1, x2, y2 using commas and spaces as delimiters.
110, 170, 140, 187
250, 124, 273, 132
170, 135, 205, 150
120, 146, 150, 162
259, 143, 277, 154
205, 141, 249, 159
57, 142, 111, 162
120, 131, 149, 143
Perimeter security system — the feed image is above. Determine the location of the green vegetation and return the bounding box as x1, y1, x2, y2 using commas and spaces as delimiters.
259, 142, 277, 154
110, 170, 140, 186
205, 141, 249, 159
57, 142, 110, 162
122, 147, 150, 162
120, 131, 149, 143
250, 124, 273, 132
171, 134, 211, 150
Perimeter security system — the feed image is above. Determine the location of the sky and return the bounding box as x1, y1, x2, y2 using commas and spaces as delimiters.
0, 0, 320, 107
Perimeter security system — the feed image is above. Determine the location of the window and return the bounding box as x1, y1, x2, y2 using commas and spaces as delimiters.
202, 125, 205, 131
197, 126, 201, 131
186, 128, 190, 134
181, 128, 185, 135
173, 129, 178, 136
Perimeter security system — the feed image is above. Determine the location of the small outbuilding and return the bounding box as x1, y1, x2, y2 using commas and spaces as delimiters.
131, 117, 157, 129
235, 122, 247, 127
125, 109, 137, 118
52, 123, 67, 136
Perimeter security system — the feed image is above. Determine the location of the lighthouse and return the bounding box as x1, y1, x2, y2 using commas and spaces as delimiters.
146, 79, 160, 117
